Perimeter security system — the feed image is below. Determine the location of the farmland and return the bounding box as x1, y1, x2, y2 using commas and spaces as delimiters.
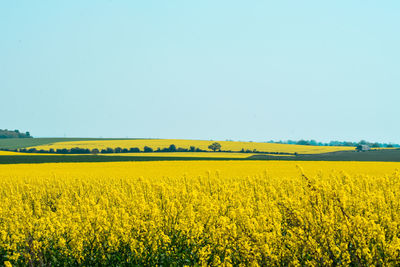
3, 0, 398, 265
0, 151, 255, 158
27, 139, 354, 154
0, 138, 102, 150
1, 145, 400, 164
0, 138, 147, 150
1, 138, 400, 265
101, 152, 257, 158
1, 161, 400, 265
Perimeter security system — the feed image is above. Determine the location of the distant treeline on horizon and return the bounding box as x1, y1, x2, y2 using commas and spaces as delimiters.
268, 139, 399, 148
0, 129, 31, 139
2, 129, 398, 148
8, 144, 294, 155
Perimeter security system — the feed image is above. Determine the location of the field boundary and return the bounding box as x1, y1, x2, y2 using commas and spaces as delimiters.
0, 155, 255, 164
1, 148, 400, 164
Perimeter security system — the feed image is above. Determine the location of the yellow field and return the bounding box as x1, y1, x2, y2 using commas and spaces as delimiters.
28, 139, 354, 154
0, 151, 26, 155
101, 152, 293, 158
0, 150, 287, 158
2, 150, 253, 158
0, 151, 54, 156
1, 160, 400, 265
102, 152, 256, 158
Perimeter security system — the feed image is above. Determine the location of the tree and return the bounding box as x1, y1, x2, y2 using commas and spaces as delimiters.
144, 146, 153, 152
356, 145, 363, 152
297, 140, 310, 146
309, 140, 317, 146
91, 148, 100, 155
168, 144, 177, 152
105, 147, 114, 153
0, 129, 32, 138
359, 140, 368, 145
371, 142, 381, 148
208, 142, 221, 152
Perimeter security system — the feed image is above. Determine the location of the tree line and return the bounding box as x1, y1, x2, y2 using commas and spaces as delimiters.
0, 129, 32, 139
8, 142, 294, 155
16, 144, 209, 154
269, 139, 399, 148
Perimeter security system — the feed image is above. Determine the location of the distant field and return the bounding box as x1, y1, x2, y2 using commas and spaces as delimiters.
0, 155, 253, 164
2, 149, 400, 164
246, 148, 400, 162
0, 138, 152, 150
104, 152, 256, 158
0, 138, 109, 150
28, 139, 354, 154
105, 152, 293, 158
0, 151, 55, 156
0, 151, 256, 158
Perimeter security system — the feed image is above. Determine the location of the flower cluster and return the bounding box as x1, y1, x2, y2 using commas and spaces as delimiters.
0, 161, 400, 265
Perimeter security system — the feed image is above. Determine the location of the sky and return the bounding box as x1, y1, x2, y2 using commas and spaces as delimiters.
1, 1, 399, 143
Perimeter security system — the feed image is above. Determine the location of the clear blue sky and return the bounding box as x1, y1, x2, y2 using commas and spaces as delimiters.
1, 1, 399, 143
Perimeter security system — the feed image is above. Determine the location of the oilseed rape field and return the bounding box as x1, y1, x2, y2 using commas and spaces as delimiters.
1, 161, 400, 266
102, 152, 256, 158
0, 150, 254, 158
0, 151, 54, 156
28, 139, 353, 154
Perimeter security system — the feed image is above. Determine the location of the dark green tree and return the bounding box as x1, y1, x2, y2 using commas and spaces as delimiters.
371, 142, 381, 148
144, 146, 153, 152
208, 142, 222, 152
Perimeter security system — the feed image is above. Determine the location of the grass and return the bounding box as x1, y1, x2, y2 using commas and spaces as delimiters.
250, 148, 400, 161
1, 149, 400, 164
